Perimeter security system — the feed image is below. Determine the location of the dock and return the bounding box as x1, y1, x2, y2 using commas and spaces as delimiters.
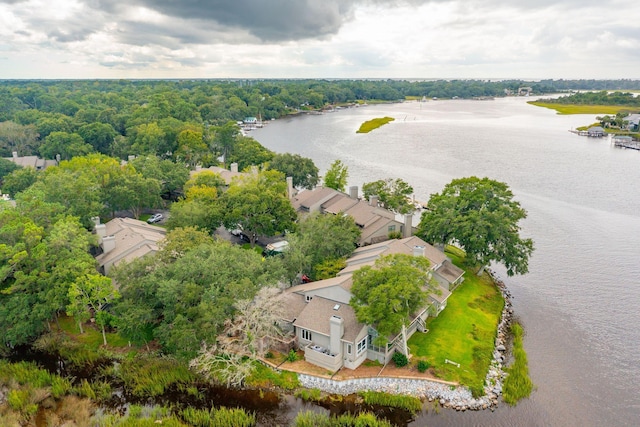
612, 140, 640, 150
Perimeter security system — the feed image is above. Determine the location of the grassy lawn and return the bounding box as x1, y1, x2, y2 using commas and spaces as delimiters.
408, 249, 504, 396
57, 315, 130, 349
527, 102, 636, 115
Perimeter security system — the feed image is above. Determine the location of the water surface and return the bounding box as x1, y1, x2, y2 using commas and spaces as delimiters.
253, 98, 640, 426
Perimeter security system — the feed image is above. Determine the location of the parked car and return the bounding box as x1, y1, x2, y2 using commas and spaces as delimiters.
147, 213, 163, 224
263, 240, 289, 256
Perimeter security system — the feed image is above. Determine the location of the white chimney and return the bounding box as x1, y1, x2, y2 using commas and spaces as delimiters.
413, 245, 426, 258
12, 151, 18, 159
329, 315, 344, 355
369, 195, 379, 207
91, 216, 101, 226
102, 235, 116, 254
95, 224, 106, 241
349, 186, 358, 199
230, 163, 238, 173
286, 176, 294, 199
403, 213, 413, 238
127, 155, 136, 162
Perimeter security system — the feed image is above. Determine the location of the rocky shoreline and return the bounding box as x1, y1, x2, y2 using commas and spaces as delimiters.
298, 268, 514, 412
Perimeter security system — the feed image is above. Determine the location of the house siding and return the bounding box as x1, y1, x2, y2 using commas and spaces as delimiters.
342, 326, 368, 370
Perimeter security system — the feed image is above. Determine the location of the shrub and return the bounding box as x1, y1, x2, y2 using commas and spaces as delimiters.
392, 352, 408, 367
286, 349, 298, 362
264, 351, 274, 359
417, 360, 430, 373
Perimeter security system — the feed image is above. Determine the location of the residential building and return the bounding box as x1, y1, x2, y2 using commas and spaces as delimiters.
3, 151, 58, 170
281, 236, 464, 372
290, 186, 411, 246
191, 163, 245, 185
93, 217, 166, 275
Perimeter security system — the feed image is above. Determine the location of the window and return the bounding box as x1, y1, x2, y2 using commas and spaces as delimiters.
301, 329, 312, 341
347, 344, 352, 355
388, 225, 396, 232
357, 336, 367, 356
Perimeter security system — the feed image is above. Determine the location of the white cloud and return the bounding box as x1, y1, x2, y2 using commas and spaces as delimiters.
0, 0, 637, 78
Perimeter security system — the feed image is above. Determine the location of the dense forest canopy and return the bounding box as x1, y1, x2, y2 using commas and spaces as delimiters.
535, 90, 640, 107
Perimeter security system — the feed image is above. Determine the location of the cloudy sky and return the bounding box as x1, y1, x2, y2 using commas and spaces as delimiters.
0, 0, 638, 79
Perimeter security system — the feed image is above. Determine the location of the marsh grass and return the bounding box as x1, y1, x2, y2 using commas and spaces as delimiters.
356, 117, 395, 133
293, 410, 392, 427
502, 322, 534, 405
180, 406, 256, 427
117, 356, 195, 397
528, 102, 634, 115
294, 387, 323, 403
359, 390, 422, 414
33, 332, 112, 368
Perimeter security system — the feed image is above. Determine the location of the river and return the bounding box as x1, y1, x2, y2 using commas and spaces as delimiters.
252, 97, 640, 427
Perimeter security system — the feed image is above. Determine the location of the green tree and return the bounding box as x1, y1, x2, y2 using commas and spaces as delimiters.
113, 237, 283, 358
77, 122, 117, 154
2, 167, 38, 198
175, 129, 208, 168
0, 158, 20, 186
67, 274, 120, 344
416, 176, 534, 276
104, 172, 162, 219
129, 122, 167, 155
362, 178, 415, 214
166, 199, 222, 234
350, 254, 434, 346
36, 168, 103, 228
129, 155, 190, 200
323, 159, 348, 192
0, 212, 98, 347
220, 171, 297, 246
283, 212, 360, 282
227, 136, 274, 171
39, 131, 93, 160
212, 120, 240, 160
269, 153, 319, 190
184, 170, 226, 194
0, 121, 39, 157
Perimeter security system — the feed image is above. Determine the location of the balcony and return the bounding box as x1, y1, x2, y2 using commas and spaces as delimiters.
304, 344, 342, 372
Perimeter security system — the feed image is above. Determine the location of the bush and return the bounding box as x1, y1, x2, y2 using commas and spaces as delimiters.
417, 360, 430, 373
286, 349, 298, 362
392, 352, 408, 367
264, 351, 274, 359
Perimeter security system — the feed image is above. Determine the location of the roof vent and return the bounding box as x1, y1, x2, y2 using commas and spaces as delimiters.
333, 304, 340, 311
